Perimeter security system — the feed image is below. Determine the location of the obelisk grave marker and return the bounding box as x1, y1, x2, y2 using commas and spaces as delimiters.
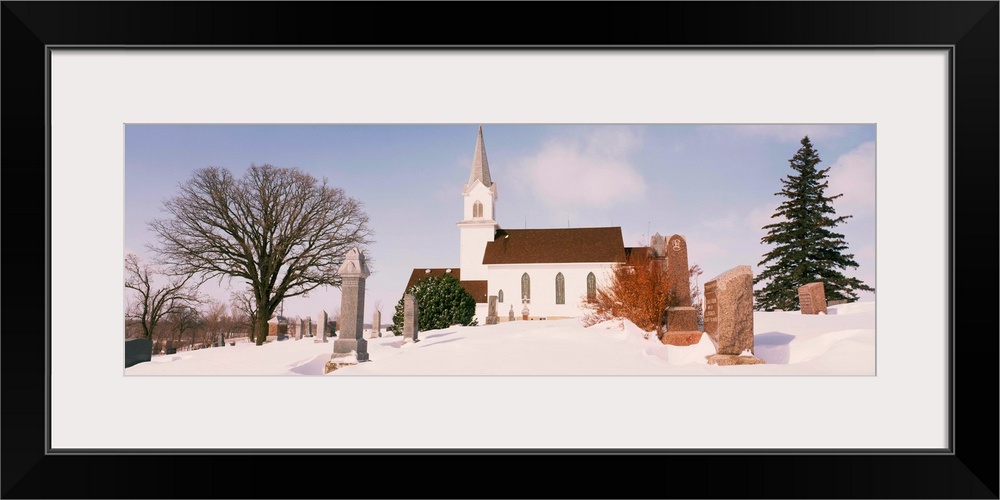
326, 247, 371, 373
660, 234, 702, 346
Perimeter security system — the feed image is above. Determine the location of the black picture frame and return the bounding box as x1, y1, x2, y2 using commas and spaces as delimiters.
3, 2, 996, 498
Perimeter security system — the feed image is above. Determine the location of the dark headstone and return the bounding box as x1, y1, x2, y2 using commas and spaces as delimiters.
125, 338, 152, 368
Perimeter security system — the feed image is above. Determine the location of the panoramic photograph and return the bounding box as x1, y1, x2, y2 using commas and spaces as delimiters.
123, 124, 876, 375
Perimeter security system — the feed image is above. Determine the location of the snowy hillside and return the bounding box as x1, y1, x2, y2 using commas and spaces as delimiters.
126, 301, 875, 376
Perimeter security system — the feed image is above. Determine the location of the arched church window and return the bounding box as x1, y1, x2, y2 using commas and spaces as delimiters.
473, 201, 483, 218
498, 289, 504, 303
555, 273, 565, 305
521, 273, 530, 302
587, 272, 597, 303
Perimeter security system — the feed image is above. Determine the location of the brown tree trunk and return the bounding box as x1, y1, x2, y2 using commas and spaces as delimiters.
255, 308, 270, 346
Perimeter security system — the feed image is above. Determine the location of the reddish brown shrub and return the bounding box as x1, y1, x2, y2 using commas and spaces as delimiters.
582, 250, 675, 333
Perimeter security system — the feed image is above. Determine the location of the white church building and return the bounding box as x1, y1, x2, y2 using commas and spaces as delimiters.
405, 126, 647, 324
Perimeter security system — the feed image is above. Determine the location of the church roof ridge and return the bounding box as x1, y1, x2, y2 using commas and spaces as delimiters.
484, 226, 627, 265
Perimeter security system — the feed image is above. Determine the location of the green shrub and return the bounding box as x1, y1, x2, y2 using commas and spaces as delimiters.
390, 275, 477, 335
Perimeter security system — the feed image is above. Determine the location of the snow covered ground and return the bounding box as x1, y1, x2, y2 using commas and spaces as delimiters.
125, 301, 875, 376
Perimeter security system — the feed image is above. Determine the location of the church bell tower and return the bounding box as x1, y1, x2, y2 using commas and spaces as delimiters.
457, 125, 498, 281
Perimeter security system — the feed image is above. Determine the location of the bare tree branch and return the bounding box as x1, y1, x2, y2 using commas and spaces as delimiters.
150, 164, 374, 345
124, 253, 200, 340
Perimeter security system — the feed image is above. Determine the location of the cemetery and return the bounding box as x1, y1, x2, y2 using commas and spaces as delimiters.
124, 126, 876, 376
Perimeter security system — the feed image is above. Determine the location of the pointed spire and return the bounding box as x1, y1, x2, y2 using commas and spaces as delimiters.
467, 125, 492, 188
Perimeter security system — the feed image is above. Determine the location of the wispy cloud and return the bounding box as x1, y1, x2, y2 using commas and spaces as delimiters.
826, 141, 876, 217
512, 127, 646, 209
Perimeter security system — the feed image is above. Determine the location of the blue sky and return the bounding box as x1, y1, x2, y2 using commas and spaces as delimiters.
125, 124, 876, 320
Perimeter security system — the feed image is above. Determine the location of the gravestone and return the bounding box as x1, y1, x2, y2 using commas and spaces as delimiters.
798, 282, 828, 315
703, 265, 764, 365
372, 310, 382, 337
267, 315, 287, 342
327, 247, 371, 373
124, 338, 152, 368
329, 320, 336, 337
403, 294, 419, 343
293, 316, 302, 340
313, 312, 326, 343
302, 316, 312, 341
219, 332, 226, 347
508, 305, 515, 321
486, 295, 499, 325
660, 234, 702, 346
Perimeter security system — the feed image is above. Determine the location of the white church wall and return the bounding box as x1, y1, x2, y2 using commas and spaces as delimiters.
458, 223, 495, 281
458, 181, 497, 282
472, 303, 489, 326
486, 262, 617, 319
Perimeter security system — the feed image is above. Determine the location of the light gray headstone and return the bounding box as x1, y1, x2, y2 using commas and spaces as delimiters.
313, 311, 326, 343
372, 310, 382, 337
403, 294, 419, 342
330, 247, 371, 365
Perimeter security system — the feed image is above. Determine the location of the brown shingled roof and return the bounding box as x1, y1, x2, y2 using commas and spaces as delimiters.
404, 268, 488, 304
482, 227, 627, 265
459, 280, 488, 304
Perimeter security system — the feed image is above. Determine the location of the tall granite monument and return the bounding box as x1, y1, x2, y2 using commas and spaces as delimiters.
326, 247, 370, 373
660, 234, 702, 346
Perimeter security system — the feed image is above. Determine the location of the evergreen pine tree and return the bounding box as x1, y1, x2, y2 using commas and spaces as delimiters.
390, 275, 477, 335
753, 136, 874, 311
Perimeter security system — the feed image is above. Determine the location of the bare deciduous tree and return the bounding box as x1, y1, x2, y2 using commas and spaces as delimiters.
168, 304, 204, 349
203, 299, 233, 344
150, 164, 374, 345
230, 288, 258, 343
124, 253, 199, 340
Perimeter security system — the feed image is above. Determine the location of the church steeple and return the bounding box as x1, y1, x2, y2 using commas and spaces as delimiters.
458, 125, 498, 282
466, 125, 493, 189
